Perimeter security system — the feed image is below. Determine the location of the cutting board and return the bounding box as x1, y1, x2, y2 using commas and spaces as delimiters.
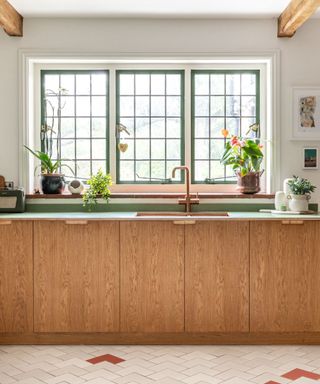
260, 209, 315, 215
0, 175, 5, 189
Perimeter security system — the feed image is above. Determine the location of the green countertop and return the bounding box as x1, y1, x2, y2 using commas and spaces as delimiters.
0, 211, 319, 220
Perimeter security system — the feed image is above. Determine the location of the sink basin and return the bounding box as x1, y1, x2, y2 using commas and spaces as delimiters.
136, 212, 229, 217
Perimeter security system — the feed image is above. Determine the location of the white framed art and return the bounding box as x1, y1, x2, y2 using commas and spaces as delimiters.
292, 87, 320, 140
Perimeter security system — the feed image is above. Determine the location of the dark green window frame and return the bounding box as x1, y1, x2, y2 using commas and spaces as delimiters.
40, 69, 110, 179
191, 69, 260, 184
116, 70, 185, 184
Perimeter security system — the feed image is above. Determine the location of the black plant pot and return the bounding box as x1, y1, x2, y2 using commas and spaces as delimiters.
41, 174, 65, 194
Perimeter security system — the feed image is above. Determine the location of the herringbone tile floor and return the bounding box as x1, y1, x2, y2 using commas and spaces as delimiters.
1, 345, 320, 384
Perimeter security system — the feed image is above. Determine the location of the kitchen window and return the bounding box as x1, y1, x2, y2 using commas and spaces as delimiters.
116, 70, 184, 183
41, 70, 109, 179
192, 70, 260, 184
32, 58, 274, 193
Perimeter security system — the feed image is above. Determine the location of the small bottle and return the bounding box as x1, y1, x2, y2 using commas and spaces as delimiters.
275, 191, 287, 211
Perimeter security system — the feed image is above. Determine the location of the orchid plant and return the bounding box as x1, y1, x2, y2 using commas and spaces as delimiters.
220, 126, 264, 177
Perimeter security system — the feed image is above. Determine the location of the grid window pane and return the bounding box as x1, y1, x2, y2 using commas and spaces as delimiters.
166, 75, 181, 95
136, 96, 150, 116
60, 139, 75, 160
151, 96, 165, 116
61, 96, 75, 117
117, 71, 184, 183
61, 118, 75, 138
41, 70, 109, 180
192, 70, 260, 183
210, 74, 224, 95
61, 74, 75, 94
151, 75, 165, 95
92, 74, 107, 95
76, 74, 91, 94
120, 161, 134, 181
119, 74, 134, 95
76, 118, 91, 138
167, 118, 181, 138
151, 118, 165, 138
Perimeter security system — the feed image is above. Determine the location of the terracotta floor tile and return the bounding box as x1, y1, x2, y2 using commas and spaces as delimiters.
282, 368, 320, 380
87, 354, 125, 365
264, 381, 281, 384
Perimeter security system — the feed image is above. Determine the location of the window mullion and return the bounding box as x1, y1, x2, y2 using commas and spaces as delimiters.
109, 67, 117, 182
184, 67, 192, 176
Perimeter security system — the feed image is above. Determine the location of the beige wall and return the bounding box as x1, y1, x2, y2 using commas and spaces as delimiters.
0, 18, 319, 200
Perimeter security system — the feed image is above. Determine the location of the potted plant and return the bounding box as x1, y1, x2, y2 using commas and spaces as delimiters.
287, 175, 316, 212
83, 168, 112, 210
25, 86, 73, 194
221, 128, 264, 194
25, 146, 74, 194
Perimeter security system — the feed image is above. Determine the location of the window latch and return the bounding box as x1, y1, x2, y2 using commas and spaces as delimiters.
116, 123, 130, 138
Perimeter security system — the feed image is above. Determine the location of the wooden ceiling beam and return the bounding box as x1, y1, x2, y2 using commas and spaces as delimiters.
278, 0, 320, 37
0, 0, 23, 37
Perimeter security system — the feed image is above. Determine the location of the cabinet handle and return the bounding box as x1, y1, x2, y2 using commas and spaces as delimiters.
281, 220, 304, 225
0, 220, 12, 225
173, 220, 196, 225
65, 220, 88, 225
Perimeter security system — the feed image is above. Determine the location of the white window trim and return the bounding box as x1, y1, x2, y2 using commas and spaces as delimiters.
19, 50, 280, 194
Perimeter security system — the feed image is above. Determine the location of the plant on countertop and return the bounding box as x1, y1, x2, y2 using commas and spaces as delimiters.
24, 146, 74, 175
83, 169, 112, 210
220, 127, 264, 177
288, 175, 316, 195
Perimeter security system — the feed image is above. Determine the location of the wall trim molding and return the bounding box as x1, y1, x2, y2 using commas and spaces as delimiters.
18, 49, 281, 193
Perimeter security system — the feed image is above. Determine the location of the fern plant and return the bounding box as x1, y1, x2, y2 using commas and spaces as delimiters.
83, 169, 112, 210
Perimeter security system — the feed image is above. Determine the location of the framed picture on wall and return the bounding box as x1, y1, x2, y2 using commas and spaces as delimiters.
292, 87, 320, 140
303, 147, 318, 169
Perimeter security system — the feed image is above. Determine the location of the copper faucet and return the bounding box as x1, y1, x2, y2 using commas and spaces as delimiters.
172, 166, 199, 213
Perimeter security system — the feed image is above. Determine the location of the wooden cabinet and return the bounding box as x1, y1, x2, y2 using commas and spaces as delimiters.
120, 221, 184, 332
34, 221, 119, 333
185, 221, 249, 332
250, 221, 320, 332
0, 221, 33, 333
3, 216, 320, 344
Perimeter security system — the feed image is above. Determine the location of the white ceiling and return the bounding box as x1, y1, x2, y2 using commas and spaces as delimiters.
10, 0, 306, 19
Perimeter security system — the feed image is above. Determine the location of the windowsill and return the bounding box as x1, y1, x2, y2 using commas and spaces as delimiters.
26, 192, 275, 200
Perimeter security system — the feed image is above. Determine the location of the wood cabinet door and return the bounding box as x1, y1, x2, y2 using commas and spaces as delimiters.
251, 221, 320, 332
34, 221, 119, 332
185, 221, 249, 332
0, 221, 33, 332
120, 221, 184, 332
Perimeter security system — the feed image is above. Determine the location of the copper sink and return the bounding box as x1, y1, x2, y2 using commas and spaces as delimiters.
136, 212, 229, 217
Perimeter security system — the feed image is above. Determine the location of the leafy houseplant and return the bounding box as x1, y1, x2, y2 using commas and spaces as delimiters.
25, 86, 70, 194
287, 175, 316, 212
24, 146, 74, 194
221, 128, 264, 194
288, 175, 316, 195
83, 169, 112, 210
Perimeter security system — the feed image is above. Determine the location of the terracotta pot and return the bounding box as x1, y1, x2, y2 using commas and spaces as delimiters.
236, 171, 262, 194
41, 174, 65, 194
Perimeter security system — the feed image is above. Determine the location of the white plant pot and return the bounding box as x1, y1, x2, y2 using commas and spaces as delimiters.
288, 194, 310, 212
